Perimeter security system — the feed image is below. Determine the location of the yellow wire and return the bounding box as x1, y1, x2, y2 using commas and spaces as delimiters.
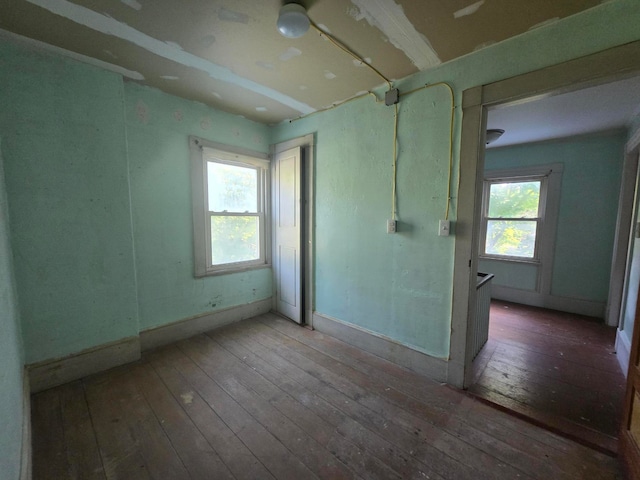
310, 21, 392, 90
308, 20, 399, 223
392, 103, 399, 220
400, 82, 455, 220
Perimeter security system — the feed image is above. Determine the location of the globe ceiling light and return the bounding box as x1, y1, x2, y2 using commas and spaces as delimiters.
277, 3, 310, 38
486, 129, 505, 145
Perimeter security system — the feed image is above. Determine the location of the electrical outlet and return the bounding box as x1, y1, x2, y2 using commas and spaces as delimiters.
387, 219, 397, 234
438, 220, 450, 237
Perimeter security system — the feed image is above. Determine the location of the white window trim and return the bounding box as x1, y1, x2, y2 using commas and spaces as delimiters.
479, 163, 563, 294
190, 136, 271, 277
479, 174, 548, 263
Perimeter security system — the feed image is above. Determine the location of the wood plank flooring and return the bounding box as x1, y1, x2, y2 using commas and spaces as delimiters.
32, 312, 623, 479
469, 300, 625, 455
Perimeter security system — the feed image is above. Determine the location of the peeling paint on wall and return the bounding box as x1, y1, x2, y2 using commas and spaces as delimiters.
453, 1, 485, 19
349, 0, 440, 70
25, 0, 315, 115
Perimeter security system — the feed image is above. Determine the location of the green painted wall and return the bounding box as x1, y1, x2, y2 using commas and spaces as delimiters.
481, 131, 626, 303
125, 83, 272, 330
272, 0, 640, 357
0, 139, 25, 480
0, 40, 139, 364
0, 0, 639, 370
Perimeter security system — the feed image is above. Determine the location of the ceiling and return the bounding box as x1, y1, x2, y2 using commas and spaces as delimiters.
0, 0, 606, 124
486, 74, 640, 148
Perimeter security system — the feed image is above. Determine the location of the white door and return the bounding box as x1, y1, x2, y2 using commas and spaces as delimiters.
274, 146, 302, 323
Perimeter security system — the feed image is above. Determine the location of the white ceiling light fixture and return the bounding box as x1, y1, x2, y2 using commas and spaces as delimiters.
277, 3, 310, 38
486, 129, 505, 145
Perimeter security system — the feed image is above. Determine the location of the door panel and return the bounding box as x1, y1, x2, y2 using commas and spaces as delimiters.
274, 147, 301, 323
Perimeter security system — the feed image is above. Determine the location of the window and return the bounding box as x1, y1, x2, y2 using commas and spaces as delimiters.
482, 178, 544, 259
190, 137, 269, 276
480, 167, 558, 262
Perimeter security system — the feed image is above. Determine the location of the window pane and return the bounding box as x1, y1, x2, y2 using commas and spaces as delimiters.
207, 162, 258, 213
485, 220, 537, 257
211, 216, 259, 265
488, 181, 540, 218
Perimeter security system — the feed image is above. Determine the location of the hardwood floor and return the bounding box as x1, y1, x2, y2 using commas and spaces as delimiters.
32, 312, 623, 479
469, 300, 626, 455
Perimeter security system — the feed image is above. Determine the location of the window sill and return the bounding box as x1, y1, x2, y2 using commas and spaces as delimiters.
478, 255, 540, 265
197, 263, 272, 278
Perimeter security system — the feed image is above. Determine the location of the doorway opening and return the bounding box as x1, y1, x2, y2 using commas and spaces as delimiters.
451, 45, 640, 455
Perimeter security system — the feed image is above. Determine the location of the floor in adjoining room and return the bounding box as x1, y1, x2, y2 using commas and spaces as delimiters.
469, 300, 626, 455
31, 312, 622, 479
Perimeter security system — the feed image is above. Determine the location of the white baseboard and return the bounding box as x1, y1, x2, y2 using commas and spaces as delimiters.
616, 328, 631, 378
20, 369, 31, 480
28, 336, 140, 393
312, 312, 448, 382
26, 299, 273, 393
140, 298, 272, 351
491, 285, 606, 318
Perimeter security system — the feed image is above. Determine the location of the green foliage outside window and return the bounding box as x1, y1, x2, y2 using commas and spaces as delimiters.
207, 160, 261, 265
485, 181, 541, 258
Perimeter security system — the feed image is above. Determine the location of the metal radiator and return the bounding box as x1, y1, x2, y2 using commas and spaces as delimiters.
472, 272, 494, 360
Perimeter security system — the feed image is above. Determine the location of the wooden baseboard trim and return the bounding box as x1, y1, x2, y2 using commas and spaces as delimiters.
20, 369, 31, 480
491, 285, 605, 318
140, 298, 272, 351
312, 312, 448, 382
28, 336, 140, 393
616, 328, 631, 378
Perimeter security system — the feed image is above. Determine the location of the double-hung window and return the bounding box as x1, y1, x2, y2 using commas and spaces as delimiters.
190, 137, 269, 276
480, 174, 548, 261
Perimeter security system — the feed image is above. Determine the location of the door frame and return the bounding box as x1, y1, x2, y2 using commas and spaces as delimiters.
621, 133, 640, 479
449, 40, 640, 389
271, 133, 316, 327
608, 142, 640, 328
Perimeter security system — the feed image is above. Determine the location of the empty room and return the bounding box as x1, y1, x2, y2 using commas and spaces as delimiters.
1, 1, 640, 479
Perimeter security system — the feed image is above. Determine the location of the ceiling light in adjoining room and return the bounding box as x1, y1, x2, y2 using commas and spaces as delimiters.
486, 129, 505, 145
277, 3, 310, 38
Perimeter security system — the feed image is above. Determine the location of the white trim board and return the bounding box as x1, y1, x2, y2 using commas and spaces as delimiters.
140, 298, 272, 351
616, 328, 631, 378
28, 336, 141, 393
20, 369, 31, 480
491, 284, 606, 318
312, 312, 448, 382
